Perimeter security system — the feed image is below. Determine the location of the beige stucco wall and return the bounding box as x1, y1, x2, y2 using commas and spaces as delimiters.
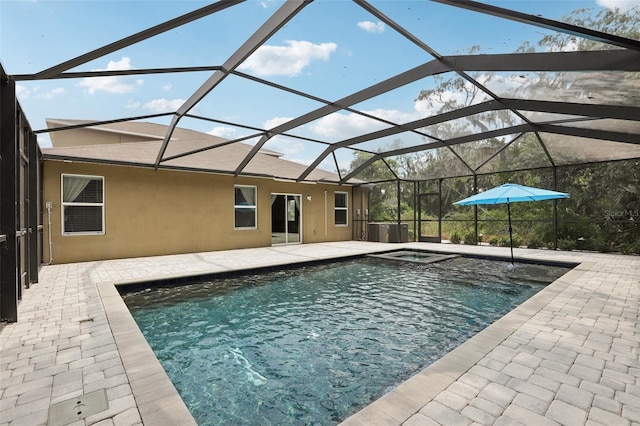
43, 160, 368, 264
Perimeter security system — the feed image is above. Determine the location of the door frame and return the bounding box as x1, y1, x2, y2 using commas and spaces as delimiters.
418, 192, 441, 243
271, 193, 302, 246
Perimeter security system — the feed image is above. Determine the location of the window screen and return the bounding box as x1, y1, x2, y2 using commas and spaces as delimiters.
335, 192, 348, 226
62, 175, 104, 234
234, 185, 257, 229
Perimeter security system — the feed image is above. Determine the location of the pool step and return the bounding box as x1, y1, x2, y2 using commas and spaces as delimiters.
367, 251, 460, 265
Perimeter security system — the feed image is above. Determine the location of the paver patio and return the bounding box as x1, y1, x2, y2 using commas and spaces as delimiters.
1, 241, 639, 425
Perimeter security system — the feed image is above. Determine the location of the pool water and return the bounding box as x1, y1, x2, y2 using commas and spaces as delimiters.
122, 256, 569, 425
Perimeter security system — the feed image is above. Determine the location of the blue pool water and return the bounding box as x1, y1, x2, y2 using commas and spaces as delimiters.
122, 255, 569, 425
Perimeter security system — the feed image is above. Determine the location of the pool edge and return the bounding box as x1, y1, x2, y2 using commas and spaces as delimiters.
100, 247, 584, 426
97, 282, 198, 426
338, 263, 589, 425
98, 244, 398, 425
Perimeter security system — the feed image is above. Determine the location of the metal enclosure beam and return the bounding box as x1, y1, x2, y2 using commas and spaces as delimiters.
502, 99, 640, 122
338, 119, 640, 184
434, 0, 640, 52
34, 0, 245, 78
445, 50, 640, 72
156, 0, 311, 169
297, 99, 503, 181
0, 75, 19, 322
28, 133, 39, 285
234, 46, 450, 175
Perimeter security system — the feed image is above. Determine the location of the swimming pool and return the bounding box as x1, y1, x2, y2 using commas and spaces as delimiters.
122, 254, 570, 425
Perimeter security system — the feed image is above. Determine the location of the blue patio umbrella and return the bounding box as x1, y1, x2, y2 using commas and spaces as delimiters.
454, 184, 570, 264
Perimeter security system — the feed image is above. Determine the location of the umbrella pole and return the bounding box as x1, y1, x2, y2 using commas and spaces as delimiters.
507, 201, 514, 265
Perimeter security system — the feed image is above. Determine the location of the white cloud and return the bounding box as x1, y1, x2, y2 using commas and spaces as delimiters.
264, 116, 293, 129
309, 109, 419, 139
238, 40, 337, 77
259, 0, 276, 8
596, 0, 636, 10
142, 98, 185, 113
126, 100, 141, 109
357, 20, 385, 33
264, 137, 304, 156
162, 83, 172, 92
16, 85, 30, 99
544, 38, 580, 52
37, 87, 66, 100
256, 117, 305, 155
16, 85, 66, 100
208, 126, 237, 139
78, 57, 143, 94
37, 134, 52, 148
285, 156, 346, 173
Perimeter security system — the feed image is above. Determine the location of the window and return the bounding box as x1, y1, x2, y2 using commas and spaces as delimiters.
234, 185, 257, 229
62, 174, 104, 234
335, 191, 348, 226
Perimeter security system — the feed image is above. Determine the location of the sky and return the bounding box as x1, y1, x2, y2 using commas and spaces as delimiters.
0, 0, 636, 173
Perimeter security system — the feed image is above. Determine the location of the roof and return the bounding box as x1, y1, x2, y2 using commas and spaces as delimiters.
42, 120, 353, 184
46, 118, 284, 157
7, 1, 640, 184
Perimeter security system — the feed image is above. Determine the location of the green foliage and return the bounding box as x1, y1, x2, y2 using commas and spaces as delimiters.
462, 230, 477, 245
512, 235, 524, 248
349, 5, 640, 255
497, 236, 511, 247
558, 238, 577, 251
526, 236, 543, 249
539, 7, 640, 52
450, 232, 461, 244
618, 240, 640, 255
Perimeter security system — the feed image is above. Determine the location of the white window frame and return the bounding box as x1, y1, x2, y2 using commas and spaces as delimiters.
334, 191, 348, 226
234, 185, 257, 230
61, 174, 105, 235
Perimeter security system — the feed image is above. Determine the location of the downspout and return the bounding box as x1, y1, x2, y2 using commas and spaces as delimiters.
473, 175, 478, 244
324, 190, 328, 237
438, 178, 443, 242
46, 202, 53, 264
396, 179, 401, 242
552, 166, 558, 250
413, 180, 420, 243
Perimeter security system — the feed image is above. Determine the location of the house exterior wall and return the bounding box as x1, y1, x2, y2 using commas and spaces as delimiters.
43, 160, 366, 264
49, 126, 157, 147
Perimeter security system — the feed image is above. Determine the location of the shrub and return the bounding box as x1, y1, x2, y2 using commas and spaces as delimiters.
450, 232, 461, 244
617, 241, 640, 255
498, 236, 511, 247
463, 230, 477, 245
557, 238, 576, 251
527, 236, 543, 249
583, 235, 610, 252
512, 235, 523, 247
488, 236, 499, 246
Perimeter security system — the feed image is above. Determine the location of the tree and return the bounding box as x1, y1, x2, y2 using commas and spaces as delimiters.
348, 5, 640, 251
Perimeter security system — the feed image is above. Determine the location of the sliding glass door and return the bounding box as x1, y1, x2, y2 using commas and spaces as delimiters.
271, 194, 301, 245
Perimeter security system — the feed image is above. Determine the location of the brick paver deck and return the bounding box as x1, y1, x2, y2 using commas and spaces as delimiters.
1, 242, 638, 425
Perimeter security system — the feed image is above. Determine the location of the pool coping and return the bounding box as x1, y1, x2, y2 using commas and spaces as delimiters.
97, 245, 399, 425
97, 283, 197, 425
97, 247, 589, 426
339, 261, 593, 424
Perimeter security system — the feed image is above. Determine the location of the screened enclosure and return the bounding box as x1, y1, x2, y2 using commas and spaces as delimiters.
2, 0, 640, 257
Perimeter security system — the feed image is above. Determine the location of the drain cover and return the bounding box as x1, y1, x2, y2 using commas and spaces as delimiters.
48, 389, 109, 426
